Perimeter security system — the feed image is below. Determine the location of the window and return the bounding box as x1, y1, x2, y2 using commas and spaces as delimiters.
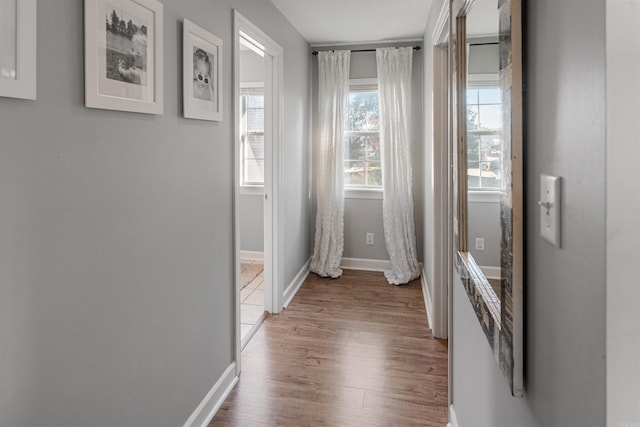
344, 79, 381, 189
466, 85, 502, 190
240, 87, 264, 186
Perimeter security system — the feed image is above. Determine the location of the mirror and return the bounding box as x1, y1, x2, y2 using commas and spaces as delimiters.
451, 0, 523, 396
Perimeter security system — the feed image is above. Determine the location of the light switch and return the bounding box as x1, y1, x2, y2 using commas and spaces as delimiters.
539, 174, 561, 247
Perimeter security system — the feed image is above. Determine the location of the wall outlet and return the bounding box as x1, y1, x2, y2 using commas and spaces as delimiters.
475, 237, 485, 251
366, 233, 374, 245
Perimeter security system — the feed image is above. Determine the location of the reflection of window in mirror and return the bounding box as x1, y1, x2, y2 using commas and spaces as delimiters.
466, 42, 501, 191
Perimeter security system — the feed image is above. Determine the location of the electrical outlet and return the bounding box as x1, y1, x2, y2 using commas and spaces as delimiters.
366, 233, 374, 245
475, 237, 485, 251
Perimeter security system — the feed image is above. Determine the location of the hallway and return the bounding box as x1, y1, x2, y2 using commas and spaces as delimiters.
211, 270, 448, 426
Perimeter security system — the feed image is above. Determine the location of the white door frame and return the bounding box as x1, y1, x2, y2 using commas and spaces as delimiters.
233, 11, 284, 375
431, 0, 453, 408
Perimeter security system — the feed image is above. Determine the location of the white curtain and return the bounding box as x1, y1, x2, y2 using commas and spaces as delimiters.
310, 50, 351, 278
377, 47, 420, 285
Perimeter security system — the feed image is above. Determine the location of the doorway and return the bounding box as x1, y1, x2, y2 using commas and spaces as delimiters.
233, 11, 284, 369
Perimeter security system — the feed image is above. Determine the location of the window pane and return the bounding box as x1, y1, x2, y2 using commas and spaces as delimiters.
467, 105, 479, 130
344, 161, 366, 186
244, 159, 264, 184
366, 135, 380, 161
478, 88, 501, 104
348, 91, 379, 131
366, 161, 382, 186
246, 135, 264, 160
345, 135, 366, 161
477, 104, 502, 129
466, 89, 478, 105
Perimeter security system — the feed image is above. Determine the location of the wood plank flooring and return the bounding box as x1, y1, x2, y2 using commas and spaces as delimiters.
210, 269, 448, 426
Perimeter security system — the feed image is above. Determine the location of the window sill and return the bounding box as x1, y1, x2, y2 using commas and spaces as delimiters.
240, 185, 264, 196
468, 190, 503, 203
345, 188, 383, 200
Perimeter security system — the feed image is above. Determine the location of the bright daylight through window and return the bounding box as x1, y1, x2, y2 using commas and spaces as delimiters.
344, 81, 381, 188
240, 89, 265, 186
467, 86, 502, 190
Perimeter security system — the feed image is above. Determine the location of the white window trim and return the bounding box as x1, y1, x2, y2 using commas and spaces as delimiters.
345, 187, 383, 200
468, 190, 503, 203
240, 185, 265, 196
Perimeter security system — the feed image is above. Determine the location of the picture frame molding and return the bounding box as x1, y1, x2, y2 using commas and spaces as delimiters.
0, 0, 37, 100
84, 0, 164, 115
183, 18, 223, 121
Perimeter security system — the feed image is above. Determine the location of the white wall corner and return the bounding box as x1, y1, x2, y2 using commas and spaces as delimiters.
447, 404, 458, 427
421, 265, 434, 331
182, 362, 238, 427
340, 257, 391, 272
283, 257, 311, 308
239, 250, 264, 262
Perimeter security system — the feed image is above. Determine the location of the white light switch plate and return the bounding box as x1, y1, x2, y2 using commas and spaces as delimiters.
540, 174, 561, 247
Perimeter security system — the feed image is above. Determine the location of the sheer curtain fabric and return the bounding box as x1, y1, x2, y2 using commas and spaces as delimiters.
310, 50, 351, 278
377, 47, 420, 285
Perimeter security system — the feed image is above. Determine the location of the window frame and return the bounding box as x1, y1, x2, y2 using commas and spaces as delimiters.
344, 78, 383, 199
240, 82, 265, 192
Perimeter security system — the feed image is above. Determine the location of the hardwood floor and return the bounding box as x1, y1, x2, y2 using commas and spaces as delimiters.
210, 269, 448, 426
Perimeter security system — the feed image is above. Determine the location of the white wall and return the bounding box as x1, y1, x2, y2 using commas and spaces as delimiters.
311, 46, 424, 262
605, 0, 640, 425
0, 1, 311, 426
438, 0, 607, 425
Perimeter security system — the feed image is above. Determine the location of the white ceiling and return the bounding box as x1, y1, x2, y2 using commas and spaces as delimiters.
467, 0, 499, 38
269, 0, 433, 46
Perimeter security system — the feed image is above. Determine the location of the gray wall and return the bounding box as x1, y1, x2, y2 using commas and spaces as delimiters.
239, 49, 265, 253
0, 1, 311, 426
311, 47, 423, 261
606, 0, 640, 424
467, 199, 500, 268
449, 0, 606, 426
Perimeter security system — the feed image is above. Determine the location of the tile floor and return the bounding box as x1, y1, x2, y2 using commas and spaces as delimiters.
240, 261, 265, 342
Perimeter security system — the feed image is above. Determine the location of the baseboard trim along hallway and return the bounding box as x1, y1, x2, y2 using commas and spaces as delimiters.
421, 265, 434, 331
182, 363, 238, 427
447, 404, 459, 427
340, 257, 391, 272
283, 257, 311, 308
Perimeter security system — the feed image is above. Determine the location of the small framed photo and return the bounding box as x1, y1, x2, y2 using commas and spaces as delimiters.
183, 19, 222, 121
84, 0, 163, 114
0, 0, 37, 100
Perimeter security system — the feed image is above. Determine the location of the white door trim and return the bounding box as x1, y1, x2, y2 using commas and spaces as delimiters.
233, 11, 284, 377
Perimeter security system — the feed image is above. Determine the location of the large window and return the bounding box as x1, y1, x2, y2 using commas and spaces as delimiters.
466, 86, 502, 190
344, 80, 381, 188
240, 87, 264, 186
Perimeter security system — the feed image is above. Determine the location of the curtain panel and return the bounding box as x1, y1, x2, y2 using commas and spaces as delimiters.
310, 50, 351, 278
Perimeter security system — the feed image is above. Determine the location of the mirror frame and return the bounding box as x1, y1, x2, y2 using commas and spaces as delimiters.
450, 0, 523, 396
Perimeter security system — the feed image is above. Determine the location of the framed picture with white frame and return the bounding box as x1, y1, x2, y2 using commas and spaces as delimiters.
84, 0, 163, 114
183, 19, 222, 121
0, 0, 37, 100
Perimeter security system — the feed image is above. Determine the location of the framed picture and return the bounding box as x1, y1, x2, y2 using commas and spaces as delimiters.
0, 0, 37, 100
183, 19, 222, 121
84, 0, 163, 114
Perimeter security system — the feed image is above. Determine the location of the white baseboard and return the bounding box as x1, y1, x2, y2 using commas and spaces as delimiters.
480, 265, 501, 280
421, 265, 434, 331
448, 404, 459, 427
341, 257, 391, 272
240, 250, 264, 261
283, 257, 311, 308
182, 362, 238, 427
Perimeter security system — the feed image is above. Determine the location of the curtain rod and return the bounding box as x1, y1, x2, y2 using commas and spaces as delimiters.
311, 45, 421, 56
